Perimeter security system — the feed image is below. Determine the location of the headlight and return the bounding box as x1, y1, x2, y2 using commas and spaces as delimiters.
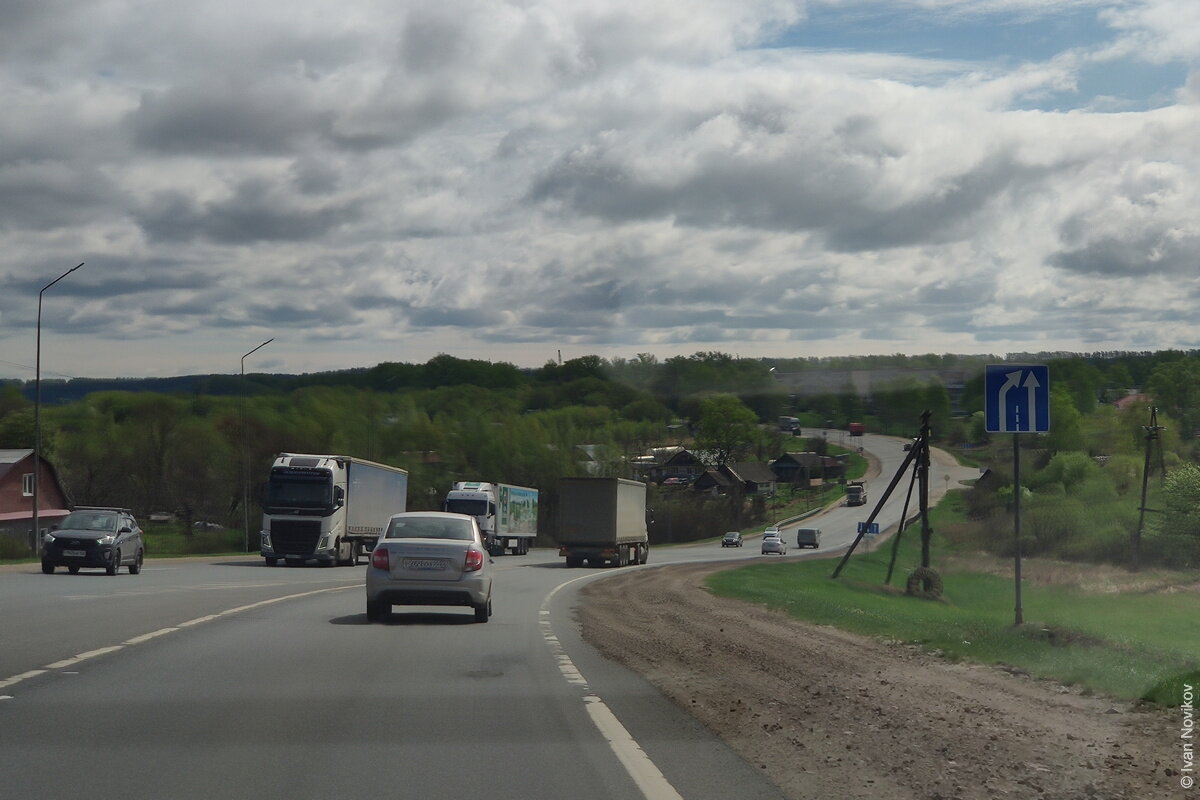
98, 535, 115, 545
43, 533, 55, 545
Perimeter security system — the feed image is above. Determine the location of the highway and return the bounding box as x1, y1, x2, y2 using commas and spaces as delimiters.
0, 435, 974, 800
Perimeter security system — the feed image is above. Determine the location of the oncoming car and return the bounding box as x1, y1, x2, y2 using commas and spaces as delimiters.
366, 511, 493, 623
42, 507, 144, 576
721, 531, 743, 547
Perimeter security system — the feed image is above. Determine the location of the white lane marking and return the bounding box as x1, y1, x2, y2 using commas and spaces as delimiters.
61, 578, 359, 601
0, 670, 46, 690
124, 628, 178, 645
45, 646, 125, 669
541, 575, 685, 800
0, 584, 360, 694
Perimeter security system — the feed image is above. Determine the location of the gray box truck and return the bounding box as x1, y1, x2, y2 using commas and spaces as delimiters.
556, 477, 649, 568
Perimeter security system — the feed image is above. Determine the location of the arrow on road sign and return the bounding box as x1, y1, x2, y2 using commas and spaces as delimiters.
985, 365, 1050, 433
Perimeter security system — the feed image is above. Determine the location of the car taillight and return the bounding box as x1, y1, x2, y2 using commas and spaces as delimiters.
371, 548, 389, 570
464, 548, 484, 572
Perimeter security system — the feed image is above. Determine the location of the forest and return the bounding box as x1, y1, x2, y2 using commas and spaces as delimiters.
3, 349, 1200, 567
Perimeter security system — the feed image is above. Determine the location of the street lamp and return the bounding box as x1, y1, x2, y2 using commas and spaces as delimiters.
241, 338, 274, 553
32, 262, 85, 555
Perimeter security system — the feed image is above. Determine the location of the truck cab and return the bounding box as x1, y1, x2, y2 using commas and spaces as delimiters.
443, 482, 502, 555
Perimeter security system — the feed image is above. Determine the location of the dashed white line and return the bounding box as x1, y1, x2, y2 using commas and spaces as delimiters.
0, 584, 359, 694
541, 575, 685, 800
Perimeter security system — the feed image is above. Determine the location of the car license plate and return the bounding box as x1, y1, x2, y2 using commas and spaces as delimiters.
403, 558, 446, 571
63, 549, 87, 557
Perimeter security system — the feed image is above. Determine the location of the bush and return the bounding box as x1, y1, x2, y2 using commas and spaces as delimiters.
1023, 503, 1080, 555
0, 534, 31, 560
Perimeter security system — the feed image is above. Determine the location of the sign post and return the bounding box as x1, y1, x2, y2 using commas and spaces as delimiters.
985, 365, 1050, 626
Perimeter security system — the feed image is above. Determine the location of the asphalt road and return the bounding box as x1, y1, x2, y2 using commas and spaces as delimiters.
0, 434, 974, 800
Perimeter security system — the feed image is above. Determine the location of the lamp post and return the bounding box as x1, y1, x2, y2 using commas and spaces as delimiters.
32, 262, 85, 555
241, 338, 273, 553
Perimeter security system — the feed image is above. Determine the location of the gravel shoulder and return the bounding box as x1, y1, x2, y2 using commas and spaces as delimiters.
579, 560, 1180, 800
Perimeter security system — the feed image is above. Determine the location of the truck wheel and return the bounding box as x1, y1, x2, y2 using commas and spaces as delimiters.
565, 557, 582, 568
639, 545, 649, 565
350, 541, 361, 565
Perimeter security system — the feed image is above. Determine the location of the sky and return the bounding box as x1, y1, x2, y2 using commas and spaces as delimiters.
1, 0, 1198, 379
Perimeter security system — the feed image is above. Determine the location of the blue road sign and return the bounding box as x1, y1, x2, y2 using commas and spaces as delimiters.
857, 522, 880, 535
985, 365, 1050, 433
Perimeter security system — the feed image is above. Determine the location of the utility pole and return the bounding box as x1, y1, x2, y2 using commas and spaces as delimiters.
1133, 406, 1166, 572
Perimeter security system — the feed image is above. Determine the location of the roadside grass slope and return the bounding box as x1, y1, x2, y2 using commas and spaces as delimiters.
707, 491, 1200, 706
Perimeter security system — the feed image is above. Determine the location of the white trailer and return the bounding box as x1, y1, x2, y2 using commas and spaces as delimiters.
442, 481, 539, 556
260, 454, 408, 566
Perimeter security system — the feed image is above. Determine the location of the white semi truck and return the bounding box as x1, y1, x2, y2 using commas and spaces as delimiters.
442, 481, 539, 556
556, 477, 649, 568
260, 454, 408, 566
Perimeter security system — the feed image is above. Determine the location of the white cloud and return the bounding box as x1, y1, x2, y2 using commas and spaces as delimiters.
1, 0, 1198, 377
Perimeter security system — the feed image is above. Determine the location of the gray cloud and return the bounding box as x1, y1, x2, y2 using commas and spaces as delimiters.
137, 179, 363, 244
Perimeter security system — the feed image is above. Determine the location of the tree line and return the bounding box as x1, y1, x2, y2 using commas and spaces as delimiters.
3, 349, 1200, 561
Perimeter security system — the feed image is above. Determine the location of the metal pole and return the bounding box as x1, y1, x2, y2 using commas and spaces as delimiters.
1013, 434, 1023, 626
32, 263, 84, 556
241, 338, 273, 553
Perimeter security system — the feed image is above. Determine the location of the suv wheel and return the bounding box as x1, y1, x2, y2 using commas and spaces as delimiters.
129, 550, 143, 575
41, 561, 54, 574
106, 550, 121, 576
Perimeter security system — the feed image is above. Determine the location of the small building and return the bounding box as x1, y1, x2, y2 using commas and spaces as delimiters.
771, 451, 848, 486
693, 462, 777, 496
631, 447, 708, 485
0, 449, 72, 553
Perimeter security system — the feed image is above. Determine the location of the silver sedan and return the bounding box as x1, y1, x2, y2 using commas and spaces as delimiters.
761, 533, 787, 555
366, 511, 494, 623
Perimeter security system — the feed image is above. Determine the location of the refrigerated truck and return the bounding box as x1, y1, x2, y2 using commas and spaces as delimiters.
443, 482, 539, 556
260, 454, 408, 566
556, 477, 649, 568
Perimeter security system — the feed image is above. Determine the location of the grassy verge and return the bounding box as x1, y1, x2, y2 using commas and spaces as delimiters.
141, 524, 248, 556
707, 491, 1200, 706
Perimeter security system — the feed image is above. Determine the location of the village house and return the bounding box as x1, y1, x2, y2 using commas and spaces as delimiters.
0, 450, 72, 553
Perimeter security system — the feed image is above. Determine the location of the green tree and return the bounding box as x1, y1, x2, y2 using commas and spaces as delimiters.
1147, 358, 1200, 437
694, 394, 759, 466
1044, 385, 1084, 453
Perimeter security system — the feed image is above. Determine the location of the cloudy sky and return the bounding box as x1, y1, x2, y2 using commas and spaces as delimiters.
1, 0, 1198, 379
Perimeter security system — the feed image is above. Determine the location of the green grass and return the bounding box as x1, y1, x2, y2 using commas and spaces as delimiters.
707, 492, 1200, 706
141, 524, 248, 556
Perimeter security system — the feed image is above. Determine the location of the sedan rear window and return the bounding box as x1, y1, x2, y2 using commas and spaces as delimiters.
385, 517, 474, 541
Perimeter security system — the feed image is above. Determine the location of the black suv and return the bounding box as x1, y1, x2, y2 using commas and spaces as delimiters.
42, 507, 145, 576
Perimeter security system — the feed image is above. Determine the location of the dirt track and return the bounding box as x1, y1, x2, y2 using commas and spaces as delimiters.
579, 561, 1180, 800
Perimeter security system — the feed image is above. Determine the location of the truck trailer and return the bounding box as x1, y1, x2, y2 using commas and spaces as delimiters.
442, 481, 539, 556
260, 454, 408, 566
848, 421, 866, 436
556, 477, 649, 568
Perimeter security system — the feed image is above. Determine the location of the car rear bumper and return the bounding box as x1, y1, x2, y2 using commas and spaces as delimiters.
365, 569, 490, 607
